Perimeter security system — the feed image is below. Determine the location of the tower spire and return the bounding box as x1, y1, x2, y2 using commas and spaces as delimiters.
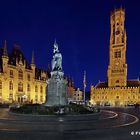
31, 50, 35, 64
3, 40, 8, 56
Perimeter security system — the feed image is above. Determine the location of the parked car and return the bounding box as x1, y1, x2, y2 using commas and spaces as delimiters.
104, 103, 111, 106
127, 103, 135, 106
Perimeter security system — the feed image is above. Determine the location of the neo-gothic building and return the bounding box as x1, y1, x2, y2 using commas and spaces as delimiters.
90, 8, 140, 106
0, 41, 75, 104
0, 42, 48, 104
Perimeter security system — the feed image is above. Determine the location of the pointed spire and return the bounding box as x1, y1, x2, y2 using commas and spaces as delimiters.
3, 40, 8, 56
19, 54, 23, 65
71, 77, 74, 87
31, 50, 35, 64
137, 77, 139, 81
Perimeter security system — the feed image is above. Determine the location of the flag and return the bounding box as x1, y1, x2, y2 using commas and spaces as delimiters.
83, 71, 86, 88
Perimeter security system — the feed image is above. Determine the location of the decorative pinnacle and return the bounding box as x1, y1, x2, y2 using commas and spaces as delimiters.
3, 40, 8, 56
31, 50, 35, 64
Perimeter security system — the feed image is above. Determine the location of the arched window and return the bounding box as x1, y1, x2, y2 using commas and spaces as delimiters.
0, 80, 2, 89
18, 69, 23, 80
40, 86, 43, 93
9, 81, 13, 90
35, 85, 38, 92
27, 84, 30, 92
27, 74, 30, 81
10, 70, 14, 78
116, 96, 119, 99
18, 82, 23, 92
40, 95, 43, 102
35, 94, 38, 102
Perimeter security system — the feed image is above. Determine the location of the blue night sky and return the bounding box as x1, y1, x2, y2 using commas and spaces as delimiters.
0, 0, 140, 91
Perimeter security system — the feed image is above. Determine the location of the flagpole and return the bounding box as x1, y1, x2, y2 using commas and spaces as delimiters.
83, 71, 86, 105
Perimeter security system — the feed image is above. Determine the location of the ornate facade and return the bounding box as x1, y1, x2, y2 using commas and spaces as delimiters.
73, 88, 83, 102
90, 8, 140, 106
0, 42, 48, 104
0, 41, 75, 104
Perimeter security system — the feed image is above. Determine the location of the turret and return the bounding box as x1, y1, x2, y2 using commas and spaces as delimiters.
31, 50, 36, 78
2, 40, 9, 73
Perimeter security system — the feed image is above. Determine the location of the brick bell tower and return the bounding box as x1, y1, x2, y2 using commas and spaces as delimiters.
107, 8, 127, 87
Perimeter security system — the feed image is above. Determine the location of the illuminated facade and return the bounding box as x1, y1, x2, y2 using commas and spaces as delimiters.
0, 42, 48, 104
90, 8, 140, 106
0, 41, 75, 104
73, 88, 83, 102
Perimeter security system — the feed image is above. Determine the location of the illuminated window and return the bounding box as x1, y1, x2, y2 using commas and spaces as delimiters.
10, 70, 14, 78
27, 84, 30, 92
18, 82, 23, 92
35, 85, 38, 92
18, 70, 23, 80
114, 51, 121, 58
40, 95, 43, 102
9, 93, 13, 101
0, 92, 2, 101
27, 74, 30, 81
0, 81, 2, 89
27, 94, 30, 101
40, 86, 43, 93
35, 94, 38, 102
9, 81, 13, 90
116, 96, 119, 99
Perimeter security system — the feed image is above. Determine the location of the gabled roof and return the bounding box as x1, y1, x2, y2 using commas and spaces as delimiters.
8, 46, 31, 70
0, 45, 49, 81
95, 80, 140, 88
35, 67, 48, 80
127, 80, 140, 87
95, 82, 108, 88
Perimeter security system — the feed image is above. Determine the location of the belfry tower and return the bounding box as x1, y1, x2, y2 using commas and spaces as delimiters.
107, 8, 127, 87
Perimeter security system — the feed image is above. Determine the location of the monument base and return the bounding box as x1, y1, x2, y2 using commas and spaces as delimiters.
44, 71, 68, 106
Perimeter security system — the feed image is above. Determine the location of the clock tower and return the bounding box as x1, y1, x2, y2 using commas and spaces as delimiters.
107, 8, 127, 87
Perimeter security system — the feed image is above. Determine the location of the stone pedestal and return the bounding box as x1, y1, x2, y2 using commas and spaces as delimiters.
45, 71, 68, 106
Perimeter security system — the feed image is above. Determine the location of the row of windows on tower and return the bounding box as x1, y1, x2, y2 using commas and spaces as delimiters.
0, 81, 43, 93
114, 51, 121, 58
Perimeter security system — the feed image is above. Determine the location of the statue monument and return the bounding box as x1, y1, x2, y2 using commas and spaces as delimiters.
45, 41, 68, 106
